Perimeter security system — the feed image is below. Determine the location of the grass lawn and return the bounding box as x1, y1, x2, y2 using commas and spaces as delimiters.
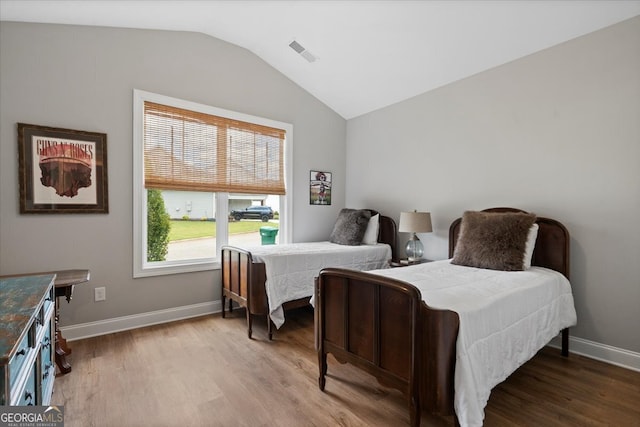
169, 220, 278, 241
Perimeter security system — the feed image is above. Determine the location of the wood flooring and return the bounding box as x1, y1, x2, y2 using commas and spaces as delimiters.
52, 307, 640, 426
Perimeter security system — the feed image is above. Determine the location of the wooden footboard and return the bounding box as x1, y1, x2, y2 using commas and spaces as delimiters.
221, 246, 270, 339
221, 245, 311, 339
315, 268, 460, 427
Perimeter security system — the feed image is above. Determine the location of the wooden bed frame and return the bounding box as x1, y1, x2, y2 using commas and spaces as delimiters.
221, 211, 398, 340
315, 208, 571, 426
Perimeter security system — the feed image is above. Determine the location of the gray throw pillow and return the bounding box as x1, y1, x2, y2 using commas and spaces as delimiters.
451, 210, 537, 271
329, 209, 372, 245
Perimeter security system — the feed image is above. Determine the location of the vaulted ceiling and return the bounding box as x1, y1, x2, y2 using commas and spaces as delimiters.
2, 1, 639, 119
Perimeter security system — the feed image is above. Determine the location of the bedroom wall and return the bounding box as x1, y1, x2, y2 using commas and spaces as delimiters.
346, 17, 640, 358
0, 22, 346, 327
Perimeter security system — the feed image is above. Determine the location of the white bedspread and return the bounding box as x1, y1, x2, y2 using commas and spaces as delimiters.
369, 259, 577, 427
246, 242, 391, 329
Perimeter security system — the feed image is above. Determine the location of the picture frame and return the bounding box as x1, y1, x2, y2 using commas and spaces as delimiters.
18, 123, 109, 214
310, 170, 332, 205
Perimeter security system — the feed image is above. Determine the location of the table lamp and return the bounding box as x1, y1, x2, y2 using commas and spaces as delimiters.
398, 210, 432, 261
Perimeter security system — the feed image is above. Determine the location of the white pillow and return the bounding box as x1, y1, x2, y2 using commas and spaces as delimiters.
362, 214, 380, 245
523, 223, 539, 270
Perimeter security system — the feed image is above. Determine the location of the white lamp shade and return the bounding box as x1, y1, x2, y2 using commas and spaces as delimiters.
398, 211, 432, 233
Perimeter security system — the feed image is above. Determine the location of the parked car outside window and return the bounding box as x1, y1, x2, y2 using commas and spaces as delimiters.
230, 206, 274, 222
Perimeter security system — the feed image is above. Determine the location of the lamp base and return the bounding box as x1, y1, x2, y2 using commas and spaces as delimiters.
405, 233, 424, 261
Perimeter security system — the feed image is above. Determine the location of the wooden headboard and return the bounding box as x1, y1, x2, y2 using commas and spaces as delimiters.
448, 207, 570, 279
378, 215, 398, 261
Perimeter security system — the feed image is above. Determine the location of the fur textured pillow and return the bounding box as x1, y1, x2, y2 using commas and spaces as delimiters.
451, 210, 537, 271
329, 209, 372, 245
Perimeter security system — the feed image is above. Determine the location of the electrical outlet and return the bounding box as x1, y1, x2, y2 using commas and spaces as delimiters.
94, 286, 106, 302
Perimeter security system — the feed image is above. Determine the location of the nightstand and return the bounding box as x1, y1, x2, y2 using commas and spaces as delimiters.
389, 259, 430, 267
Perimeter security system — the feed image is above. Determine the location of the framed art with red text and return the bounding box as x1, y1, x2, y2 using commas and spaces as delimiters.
18, 123, 108, 213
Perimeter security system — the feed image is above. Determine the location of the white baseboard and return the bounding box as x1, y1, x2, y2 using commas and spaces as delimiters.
60, 300, 222, 342
62, 303, 640, 373
549, 334, 640, 372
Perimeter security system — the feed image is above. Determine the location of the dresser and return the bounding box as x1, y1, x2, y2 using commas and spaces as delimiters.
1, 274, 56, 406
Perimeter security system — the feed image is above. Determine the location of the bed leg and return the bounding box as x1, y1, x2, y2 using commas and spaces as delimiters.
267, 316, 273, 341
409, 397, 420, 427
246, 309, 253, 339
221, 295, 226, 318
318, 352, 327, 391
228, 298, 233, 313
561, 327, 569, 357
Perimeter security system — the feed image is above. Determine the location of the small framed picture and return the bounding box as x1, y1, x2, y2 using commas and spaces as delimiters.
310, 170, 332, 205
18, 123, 109, 214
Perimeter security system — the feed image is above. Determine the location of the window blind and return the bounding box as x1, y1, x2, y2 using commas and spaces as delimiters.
143, 101, 286, 195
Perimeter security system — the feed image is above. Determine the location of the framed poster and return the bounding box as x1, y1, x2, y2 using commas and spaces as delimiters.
18, 123, 109, 214
310, 170, 332, 205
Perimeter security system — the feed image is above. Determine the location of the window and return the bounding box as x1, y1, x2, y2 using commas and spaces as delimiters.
133, 90, 292, 277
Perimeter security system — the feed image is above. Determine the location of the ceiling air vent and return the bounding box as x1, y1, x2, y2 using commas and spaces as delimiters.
289, 40, 316, 63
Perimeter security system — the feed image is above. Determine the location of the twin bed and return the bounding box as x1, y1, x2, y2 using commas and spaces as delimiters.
221, 207, 577, 426
221, 209, 397, 339
315, 207, 577, 426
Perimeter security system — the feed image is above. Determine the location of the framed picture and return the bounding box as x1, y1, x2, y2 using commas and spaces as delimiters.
18, 123, 109, 214
310, 170, 332, 205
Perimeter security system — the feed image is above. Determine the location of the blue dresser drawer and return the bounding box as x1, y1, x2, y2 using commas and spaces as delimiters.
40, 321, 53, 376
39, 320, 55, 405
16, 361, 37, 406
43, 286, 55, 316
9, 329, 34, 388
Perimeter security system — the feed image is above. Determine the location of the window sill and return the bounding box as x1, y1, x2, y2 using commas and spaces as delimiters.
134, 259, 220, 278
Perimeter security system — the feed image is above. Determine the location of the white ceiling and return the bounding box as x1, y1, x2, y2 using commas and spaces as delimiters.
1, 0, 639, 119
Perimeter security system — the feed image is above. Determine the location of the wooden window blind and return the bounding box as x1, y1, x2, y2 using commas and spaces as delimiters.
143, 101, 286, 195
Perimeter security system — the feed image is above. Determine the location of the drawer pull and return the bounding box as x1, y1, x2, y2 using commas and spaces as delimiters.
16, 348, 27, 357
24, 390, 33, 405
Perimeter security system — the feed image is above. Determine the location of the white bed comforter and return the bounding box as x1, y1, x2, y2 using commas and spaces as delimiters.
370, 259, 577, 427
246, 242, 391, 329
